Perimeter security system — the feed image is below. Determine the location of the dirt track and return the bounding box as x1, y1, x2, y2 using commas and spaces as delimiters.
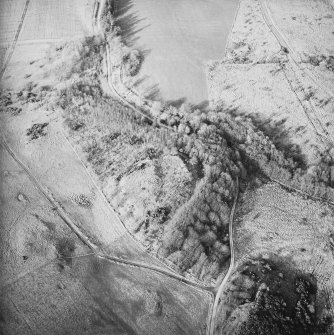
117, 0, 238, 105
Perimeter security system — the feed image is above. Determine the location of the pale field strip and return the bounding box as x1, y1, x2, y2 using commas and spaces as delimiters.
0, 47, 7, 67
18, 0, 86, 41
27, 124, 132, 247
0, 0, 27, 45
0, 0, 27, 67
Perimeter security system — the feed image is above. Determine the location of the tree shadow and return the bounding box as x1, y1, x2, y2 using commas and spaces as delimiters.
114, 0, 162, 100
191, 100, 210, 112
164, 99, 210, 113
142, 83, 161, 101
115, 0, 150, 47
166, 97, 187, 108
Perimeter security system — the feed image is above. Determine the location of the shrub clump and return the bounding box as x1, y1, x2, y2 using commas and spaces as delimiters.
26, 123, 48, 140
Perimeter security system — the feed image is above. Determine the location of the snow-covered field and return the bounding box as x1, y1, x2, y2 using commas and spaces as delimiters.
118, 0, 238, 105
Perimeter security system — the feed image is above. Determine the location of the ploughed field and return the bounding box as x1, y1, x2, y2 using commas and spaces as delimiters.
117, 0, 238, 105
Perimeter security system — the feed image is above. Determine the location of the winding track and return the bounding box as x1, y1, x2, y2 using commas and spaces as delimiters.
207, 178, 239, 335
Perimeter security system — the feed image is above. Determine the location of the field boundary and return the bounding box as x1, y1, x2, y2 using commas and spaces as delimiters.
0, 0, 30, 80
223, 0, 241, 58
208, 177, 239, 335
269, 177, 334, 207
